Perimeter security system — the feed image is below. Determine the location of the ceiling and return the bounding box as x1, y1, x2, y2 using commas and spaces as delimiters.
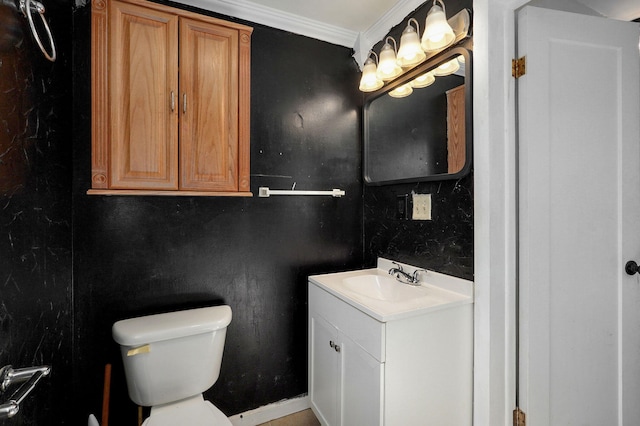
574, 0, 640, 21
181, 0, 640, 66
244, 0, 400, 33
238, 0, 638, 31
191, 0, 640, 35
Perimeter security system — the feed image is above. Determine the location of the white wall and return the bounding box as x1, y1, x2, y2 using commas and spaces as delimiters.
525, 0, 602, 16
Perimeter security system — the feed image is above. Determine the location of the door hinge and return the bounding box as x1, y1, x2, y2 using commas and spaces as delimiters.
513, 407, 526, 426
512, 56, 526, 78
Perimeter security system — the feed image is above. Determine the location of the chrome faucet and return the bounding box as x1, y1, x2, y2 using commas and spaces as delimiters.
388, 262, 425, 286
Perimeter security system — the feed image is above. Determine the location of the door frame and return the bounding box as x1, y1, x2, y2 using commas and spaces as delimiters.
472, 1, 529, 425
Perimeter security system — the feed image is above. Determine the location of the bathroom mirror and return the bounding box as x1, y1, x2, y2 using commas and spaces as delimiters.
363, 46, 472, 185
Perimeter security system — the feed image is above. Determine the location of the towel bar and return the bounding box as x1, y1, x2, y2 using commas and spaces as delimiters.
258, 187, 345, 198
18, 0, 56, 61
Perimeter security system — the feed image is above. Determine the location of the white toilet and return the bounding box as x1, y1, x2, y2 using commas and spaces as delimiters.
112, 305, 233, 426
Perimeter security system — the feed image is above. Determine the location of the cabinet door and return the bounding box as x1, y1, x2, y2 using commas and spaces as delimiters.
179, 18, 239, 191
310, 313, 338, 426
109, 1, 179, 189
340, 334, 383, 426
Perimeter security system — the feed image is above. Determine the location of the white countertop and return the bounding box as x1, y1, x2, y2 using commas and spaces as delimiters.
309, 258, 474, 322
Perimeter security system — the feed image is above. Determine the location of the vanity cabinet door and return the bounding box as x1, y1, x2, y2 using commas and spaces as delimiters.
340, 333, 383, 426
309, 313, 339, 425
310, 313, 384, 426
309, 284, 385, 426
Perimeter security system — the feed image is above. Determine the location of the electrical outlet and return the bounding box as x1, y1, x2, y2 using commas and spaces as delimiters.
396, 194, 409, 220
412, 193, 432, 220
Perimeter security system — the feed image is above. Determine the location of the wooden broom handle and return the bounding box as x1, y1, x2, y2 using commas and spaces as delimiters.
101, 364, 111, 426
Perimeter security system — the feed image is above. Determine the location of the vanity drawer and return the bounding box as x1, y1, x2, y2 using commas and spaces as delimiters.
309, 283, 385, 362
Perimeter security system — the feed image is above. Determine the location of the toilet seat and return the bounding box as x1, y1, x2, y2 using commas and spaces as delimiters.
142, 395, 232, 426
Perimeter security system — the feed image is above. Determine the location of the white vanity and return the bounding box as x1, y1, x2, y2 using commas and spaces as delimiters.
308, 258, 473, 426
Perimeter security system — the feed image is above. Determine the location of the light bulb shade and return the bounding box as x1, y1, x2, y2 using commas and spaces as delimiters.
411, 71, 435, 88
389, 83, 413, 98
396, 23, 426, 68
421, 3, 455, 52
433, 58, 460, 76
376, 41, 403, 81
359, 58, 384, 92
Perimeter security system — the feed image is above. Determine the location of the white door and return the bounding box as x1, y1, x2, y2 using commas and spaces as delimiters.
517, 6, 640, 425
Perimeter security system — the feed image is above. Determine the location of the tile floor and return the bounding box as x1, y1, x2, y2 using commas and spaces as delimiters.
257, 409, 320, 426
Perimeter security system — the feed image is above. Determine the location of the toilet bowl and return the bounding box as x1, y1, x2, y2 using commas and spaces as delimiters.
112, 306, 232, 425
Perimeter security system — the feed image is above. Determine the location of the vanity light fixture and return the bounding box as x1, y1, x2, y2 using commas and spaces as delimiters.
376, 37, 403, 81
359, 51, 384, 92
410, 70, 436, 88
358, 6, 470, 94
433, 56, 460, 76
388, 83, 413, 98
421, 0, 455, 52
396, 18, 426, 68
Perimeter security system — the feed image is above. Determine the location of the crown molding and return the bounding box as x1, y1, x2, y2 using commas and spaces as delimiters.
355, 0, 427, 68
176, 0, 359, 47
175, 0, 427, 70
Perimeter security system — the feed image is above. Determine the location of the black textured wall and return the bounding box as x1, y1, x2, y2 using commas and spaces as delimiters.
364, 176, 473, 279
1, 0, 473, 423
72, 3, 363, 423
0, 0, 73, 424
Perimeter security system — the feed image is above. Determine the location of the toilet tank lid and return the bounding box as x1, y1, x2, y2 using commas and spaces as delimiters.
112, 305, 232, 346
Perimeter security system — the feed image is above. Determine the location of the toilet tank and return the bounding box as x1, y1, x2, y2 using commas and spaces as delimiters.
112, 305, 232, 407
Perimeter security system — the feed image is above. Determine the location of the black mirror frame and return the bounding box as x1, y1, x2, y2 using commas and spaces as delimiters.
363, 41, 473, 185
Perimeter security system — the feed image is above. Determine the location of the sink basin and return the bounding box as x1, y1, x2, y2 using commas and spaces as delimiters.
343, 274, 430, 302
309, 258, 474, 322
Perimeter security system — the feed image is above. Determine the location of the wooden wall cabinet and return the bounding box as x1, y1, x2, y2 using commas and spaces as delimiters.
90, 0, 252, 196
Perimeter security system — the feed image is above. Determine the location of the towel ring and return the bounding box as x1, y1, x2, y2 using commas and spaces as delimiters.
19, 0, 56, 62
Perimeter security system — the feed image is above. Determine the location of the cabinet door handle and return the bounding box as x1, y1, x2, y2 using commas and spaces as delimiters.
183, 93, 187, 114
329, 340, 335, 349
170, 91, 175, 112
334, 344, 341, 353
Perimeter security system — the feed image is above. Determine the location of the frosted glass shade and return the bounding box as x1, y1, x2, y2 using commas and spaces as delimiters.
389, 83, 413, 98
397, 23, 426, 68
359, 58, 384, 92
421, 4, 455, 52
376, 41, 403, 81
411, 71, 436, 88
433, 58, 460, 76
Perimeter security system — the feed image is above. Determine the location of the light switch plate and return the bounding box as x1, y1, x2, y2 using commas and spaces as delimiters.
412, 193, 432, 220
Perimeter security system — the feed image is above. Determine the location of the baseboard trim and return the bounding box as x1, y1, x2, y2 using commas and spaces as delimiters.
229, 394, 310, 426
